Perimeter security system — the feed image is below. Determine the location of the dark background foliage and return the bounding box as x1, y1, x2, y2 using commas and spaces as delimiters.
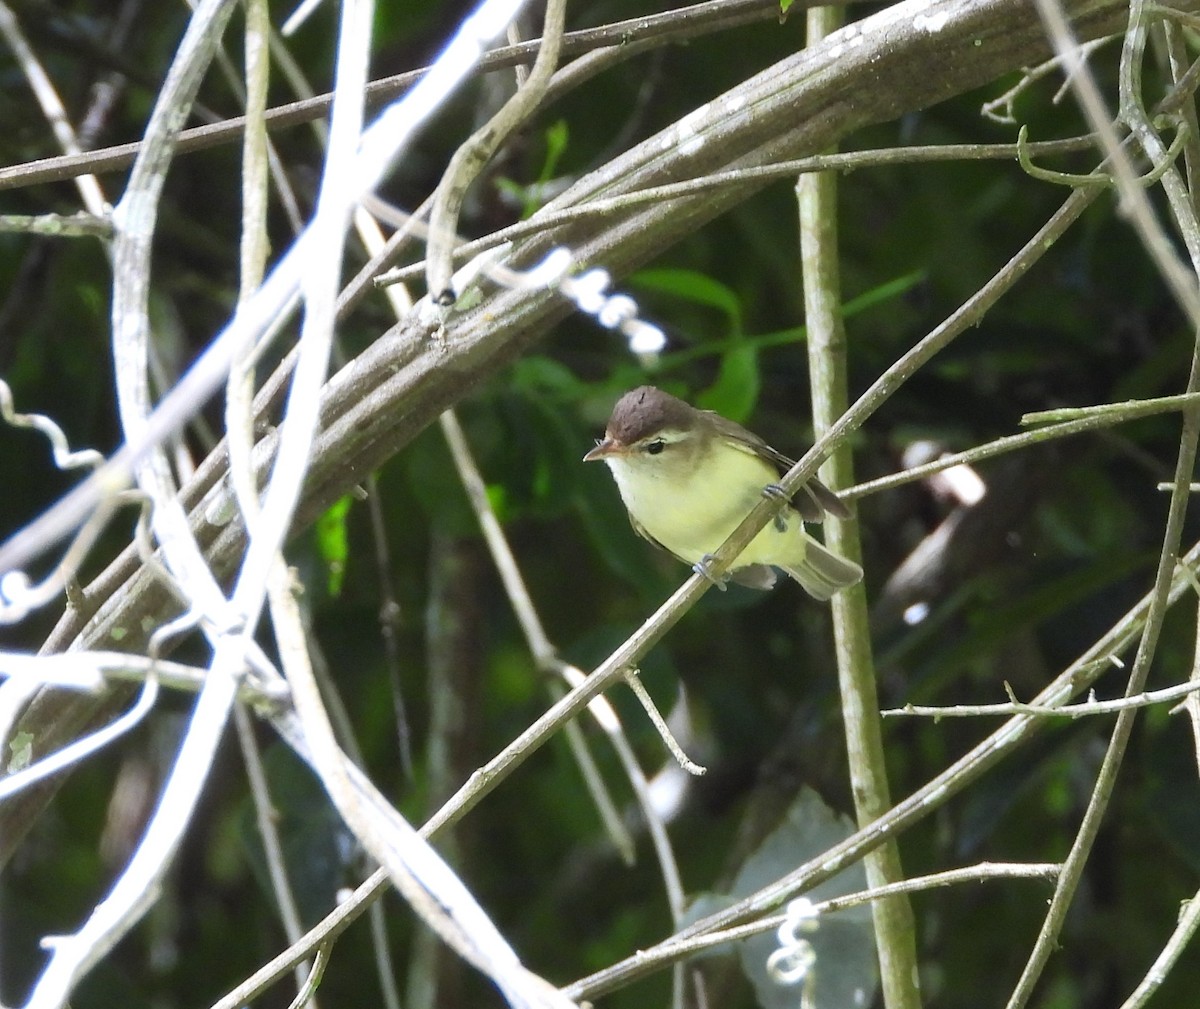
2, 0, 1199, 1007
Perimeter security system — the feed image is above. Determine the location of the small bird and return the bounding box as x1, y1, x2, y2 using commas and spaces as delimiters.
583, 386, 863, 599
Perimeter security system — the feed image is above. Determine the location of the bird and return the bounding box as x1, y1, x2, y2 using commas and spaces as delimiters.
583, 385, 863, 599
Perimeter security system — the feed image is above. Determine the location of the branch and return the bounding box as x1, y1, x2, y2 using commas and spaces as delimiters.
3, 0, 1184, 872
0, 0, 793, 192
798, 5, 921, 1006
562, 537, 1200, 1002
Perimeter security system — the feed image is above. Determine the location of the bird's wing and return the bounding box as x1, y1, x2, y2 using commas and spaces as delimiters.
627, 512, 686, 563
703, 412, 851, 522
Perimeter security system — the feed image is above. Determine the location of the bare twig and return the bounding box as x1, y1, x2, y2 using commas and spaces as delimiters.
0, 0, 108, 212
425, 0, 566, 299
883, 675, 1200, 718
0, 213, 112, 238
0, 0, 791, 193
437, 408, 683, 852
598, 862, 1061, 969
209, 172, 1115, 1004
377, 137, 1102, 290
798, 6, 920, 1003
1033, 0, 1200, 325
1003, 0, 1200, 1002
20, 3, 246, 1004
621, 670, 705, 776
234, 704, 312, 996
1118, 888, 1200, 1007
269, 558, 575, 1009
563, 535, 1200, 1003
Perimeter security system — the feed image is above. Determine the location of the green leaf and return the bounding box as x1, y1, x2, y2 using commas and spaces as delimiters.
315, 494, 353, 598
539, 119, 570, 185
697, 343, 760, 423
486, 482, 510, 521
7, 731, 33, 772
660, 271, 924, 367
628, 268, 761, 419
842, 269, 926, 316
631, 268, 743, 333
402, 427, 476, 537
510, 355, 589, 398
684, 788, 878, 1009
497, 120, 572, 219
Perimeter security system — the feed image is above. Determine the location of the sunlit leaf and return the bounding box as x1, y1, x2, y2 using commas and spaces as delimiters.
315, 494, 353, 598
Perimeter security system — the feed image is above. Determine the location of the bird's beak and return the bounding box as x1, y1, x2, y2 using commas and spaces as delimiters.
583, 437, 623, 462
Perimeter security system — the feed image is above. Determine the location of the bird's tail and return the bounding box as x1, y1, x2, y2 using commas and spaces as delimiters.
781, 537, 863, 601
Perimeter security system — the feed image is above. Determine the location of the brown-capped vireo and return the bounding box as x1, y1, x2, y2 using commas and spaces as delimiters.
583, 386, 862, 599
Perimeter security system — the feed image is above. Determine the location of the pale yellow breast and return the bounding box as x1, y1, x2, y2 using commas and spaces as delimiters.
605, 441, 807, 567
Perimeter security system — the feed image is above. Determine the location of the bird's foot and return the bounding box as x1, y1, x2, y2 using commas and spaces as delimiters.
762, 484, 789, 532
693, 555, 729, 591
762, 482, 788, 501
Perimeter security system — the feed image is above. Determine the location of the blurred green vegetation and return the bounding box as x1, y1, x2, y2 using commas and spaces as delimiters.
3, 2, 1200, 1008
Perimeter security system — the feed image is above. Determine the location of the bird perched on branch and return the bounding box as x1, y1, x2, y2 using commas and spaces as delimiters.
584, 386, 862, 599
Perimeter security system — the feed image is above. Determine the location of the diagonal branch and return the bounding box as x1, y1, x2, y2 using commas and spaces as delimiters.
3, 0, 1185, 872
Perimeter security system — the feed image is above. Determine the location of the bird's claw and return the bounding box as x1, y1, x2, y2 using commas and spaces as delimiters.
693, 555, 729, 591
762, 482, 788, 501
762, 484, 790, 531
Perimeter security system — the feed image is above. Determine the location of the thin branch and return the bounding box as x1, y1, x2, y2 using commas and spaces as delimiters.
230, 0, 373, 611
0, 0, 792, 193
1006, 325, 1200, 1008
883, 674, 1200, 718
234, 704, 312, 997
562, 533, 1200, 1001
425, 165, 1110, 863
284, 942, 332, 1009
19, 3, 246, 1005
843, 393, 1200, 501
0, 649, 284, 702
425, 0, 567, 299
1033, 0, 1200, 326
437, 409, 673, 850
1119, 0, 1200, 271
609, 862, 1061, 969
376, 137, 1103, 289
211, 869, 379, 1009
365, 473, 416, 780
621, 670, 705, 776
0, 676, 158, 802
0, 0, 108, 212
798, 6, 920, 1003
1003, 0, 1200, 1000
1118, 888, 1200, 1007
0, 0, 1151, 588
200, 167, 1121, 1004
0, 213, 112, 238
982, 36, 1116, 122
0, 0, 551, 581
223, 0, 272, 621
1186, 590, 1200, 778
268, 556, 575, 1009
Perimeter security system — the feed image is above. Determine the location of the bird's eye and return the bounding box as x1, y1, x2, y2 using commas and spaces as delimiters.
645, 439, 666, 455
